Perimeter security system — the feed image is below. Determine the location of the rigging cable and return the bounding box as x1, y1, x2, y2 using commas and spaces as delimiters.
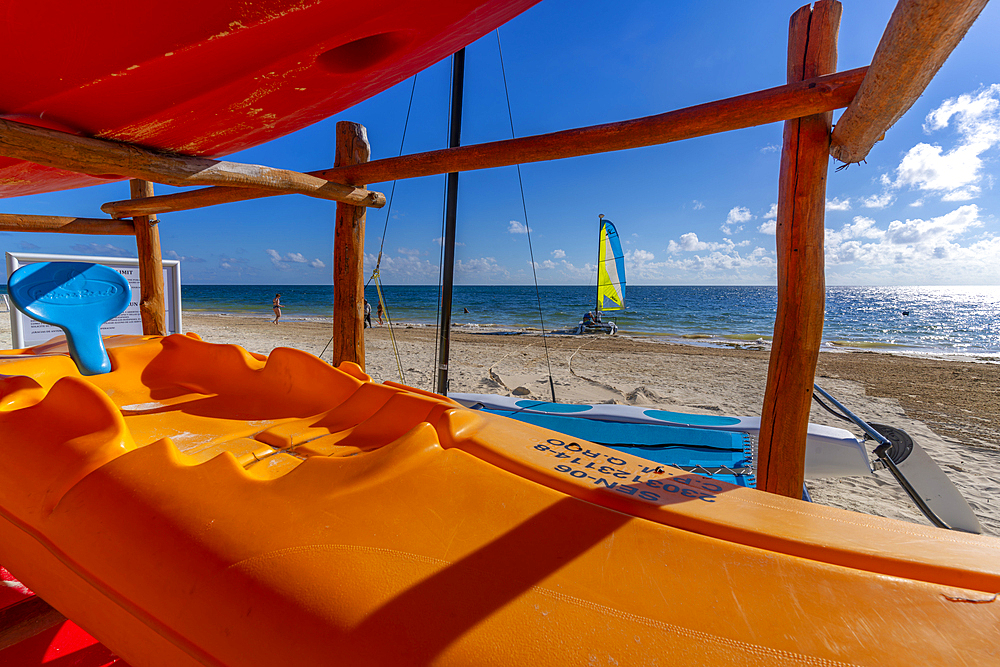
496, 29, 557, 403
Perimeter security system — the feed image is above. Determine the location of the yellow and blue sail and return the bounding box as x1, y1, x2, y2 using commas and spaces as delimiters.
597, 219, 626, 311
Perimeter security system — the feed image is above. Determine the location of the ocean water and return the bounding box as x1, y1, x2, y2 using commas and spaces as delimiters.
176, 284, 1000, 361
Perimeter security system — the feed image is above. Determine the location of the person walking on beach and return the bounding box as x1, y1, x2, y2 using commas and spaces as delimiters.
376, 300, 384, 326
364, 299, 372, 328
272, 293, 282, 324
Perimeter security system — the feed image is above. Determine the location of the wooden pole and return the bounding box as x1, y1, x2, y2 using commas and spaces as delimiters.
130, 179, 167, 335
98, 68, 866, 218
758, 1, 840, 498
0, 117, 386, 210
331, 122, 369, 370
0, 597, 66, 651
0, 213, 134, 235
831, 0, 989, 164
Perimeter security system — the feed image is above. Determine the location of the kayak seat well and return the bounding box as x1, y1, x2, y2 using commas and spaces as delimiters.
0, 334, 469, 511
0, 374, 135, 520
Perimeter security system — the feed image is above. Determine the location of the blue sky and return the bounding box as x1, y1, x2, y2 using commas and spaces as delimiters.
3, 0, 999, 286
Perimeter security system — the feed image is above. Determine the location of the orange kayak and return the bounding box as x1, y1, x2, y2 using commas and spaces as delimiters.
0, 334, 998, 666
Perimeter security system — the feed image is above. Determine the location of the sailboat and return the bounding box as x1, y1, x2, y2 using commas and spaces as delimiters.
574, 214, 624, 334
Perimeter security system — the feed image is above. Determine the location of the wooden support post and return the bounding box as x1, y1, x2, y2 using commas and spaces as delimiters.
0, 597, 66, 651
96, 68, 867, 218
331, 122, 369, 370
758, 1, 840, 498
831, 0, 989, 164
130, 179, 167, 335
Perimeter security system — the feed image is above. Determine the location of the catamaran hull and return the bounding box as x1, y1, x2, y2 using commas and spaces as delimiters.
450, 392, 983, 533
0, 335, 997, 666
572, 321, 618, 335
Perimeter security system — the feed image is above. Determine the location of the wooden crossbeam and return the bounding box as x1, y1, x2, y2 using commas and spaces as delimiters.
101, 68, 867, 218
830, 0, 989, 163
0, 117, 386, 211
0, 213, 135, 235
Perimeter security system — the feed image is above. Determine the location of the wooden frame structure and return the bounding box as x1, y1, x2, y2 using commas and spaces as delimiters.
0, 0, 988, 649
0, 0, 987, 498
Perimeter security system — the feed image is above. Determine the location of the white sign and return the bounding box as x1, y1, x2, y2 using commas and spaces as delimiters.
6, 252, 182, 349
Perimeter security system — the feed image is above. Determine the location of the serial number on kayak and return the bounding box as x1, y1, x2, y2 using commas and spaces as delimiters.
533, 438, 719, 503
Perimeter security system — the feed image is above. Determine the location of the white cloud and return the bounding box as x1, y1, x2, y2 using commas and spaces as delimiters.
433, 237, 465, 247
862, 191, 895, 209
848, 86, 1000, 212
824, 215, 886, 249
164, 249, 205, 263
69, 242, 134, 257
397, 247, 421, 256
942, 187, 980, 202
551, 249, 566, 259
889, 84, 1000, 201
267, 249, 324, 270
884, 205, 981, 245
217, 256, 250, 273
823, 205, 1000, 282
757, 205, 778, 233
364, 252, 438, 282
760, 144, 779, 153
628, 249, 655, 262
721, 206, 753, 234
692, 200, 705, 210
826, 197, 851, 211
456, 257, 509, 280
508, 220, 530, 234
668, 232, 737, 253
894, 143, 982, 196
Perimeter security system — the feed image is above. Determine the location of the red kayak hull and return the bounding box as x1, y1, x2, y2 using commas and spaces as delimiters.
0, 0, 539, 198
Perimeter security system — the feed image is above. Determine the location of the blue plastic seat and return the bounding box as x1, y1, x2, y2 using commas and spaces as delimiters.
7, 262, 132, 375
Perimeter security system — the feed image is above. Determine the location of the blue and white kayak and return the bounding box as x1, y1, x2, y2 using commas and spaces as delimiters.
450, 392, 982, 533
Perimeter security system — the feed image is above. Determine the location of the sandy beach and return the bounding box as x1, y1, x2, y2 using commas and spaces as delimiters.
3, 312, 998, 535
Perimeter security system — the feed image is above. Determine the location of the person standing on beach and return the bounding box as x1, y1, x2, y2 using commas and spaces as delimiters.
376, 300, 384, 326
364, 299, 372, 328
272, 293, 282, 324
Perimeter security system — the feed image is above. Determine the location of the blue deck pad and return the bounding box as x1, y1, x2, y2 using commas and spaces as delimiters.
514, 400, 592, 413
484, 409, 755, 487
642, 408, 742, 427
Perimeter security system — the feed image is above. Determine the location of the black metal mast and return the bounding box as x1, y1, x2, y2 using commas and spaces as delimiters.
435, 48, 465, 395
596, 213, 604, 314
